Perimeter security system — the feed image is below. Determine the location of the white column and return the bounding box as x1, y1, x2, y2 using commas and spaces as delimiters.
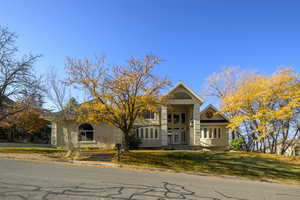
51, 122, 57, 147
193, 104, 201, 145
161, 106, 168, 146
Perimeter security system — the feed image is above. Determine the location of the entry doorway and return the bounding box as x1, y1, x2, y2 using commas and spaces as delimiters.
167, 127, 186, 145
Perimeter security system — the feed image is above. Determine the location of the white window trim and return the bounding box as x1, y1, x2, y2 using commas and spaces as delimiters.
138, 127, 160, 140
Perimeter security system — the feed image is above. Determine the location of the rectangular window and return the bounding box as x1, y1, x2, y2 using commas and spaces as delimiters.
181, 113, 186, 124
150, 128, 153, 138
155, 129, 158, 138
173, 114, 180, 124
140, 128, 144, 139
142, 111, 155, 119
145, 128, 149, 138
218, 128, 221, 138
209, 128, 212, 138
168, 114, 172, 123
174, 128, 179, 142
204, 128, 207, 138
136, 128, 139, 138
181, 128, 186, 143
213, 128, 217, 138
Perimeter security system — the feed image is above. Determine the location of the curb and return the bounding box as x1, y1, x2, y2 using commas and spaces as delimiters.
71, 160, 300, 186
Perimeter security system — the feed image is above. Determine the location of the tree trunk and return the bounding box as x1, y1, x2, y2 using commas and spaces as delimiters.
123, 131, 130, 152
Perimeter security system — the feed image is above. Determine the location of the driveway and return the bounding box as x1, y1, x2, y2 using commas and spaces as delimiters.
0, 159, 299, 200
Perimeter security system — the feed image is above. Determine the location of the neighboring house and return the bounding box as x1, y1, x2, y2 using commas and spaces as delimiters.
49, 82, 230, 149
266, 139, 300, 156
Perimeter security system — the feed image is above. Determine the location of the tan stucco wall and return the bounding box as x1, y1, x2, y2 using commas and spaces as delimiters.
52, 121, 122, 149
199, 125, 229, 148
50, 84, 230, 149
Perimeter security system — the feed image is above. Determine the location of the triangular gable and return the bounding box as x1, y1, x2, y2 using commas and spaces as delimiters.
165, 82, 204, 103
200, 104, 229, 123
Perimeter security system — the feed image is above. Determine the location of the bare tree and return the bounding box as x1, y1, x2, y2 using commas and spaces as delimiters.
0, 25, 42, 122
46, 68, 79, 157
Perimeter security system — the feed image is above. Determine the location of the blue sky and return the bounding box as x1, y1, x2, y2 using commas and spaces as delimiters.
1, 0, 300, 106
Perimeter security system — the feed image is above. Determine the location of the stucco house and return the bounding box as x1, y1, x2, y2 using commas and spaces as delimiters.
50, 82, 230, 149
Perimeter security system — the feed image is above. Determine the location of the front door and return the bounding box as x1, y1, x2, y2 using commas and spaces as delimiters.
167, 112, 187, 145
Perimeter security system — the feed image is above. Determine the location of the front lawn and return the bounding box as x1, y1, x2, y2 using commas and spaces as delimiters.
115, 150, 300, 183
0, 147, 64, 153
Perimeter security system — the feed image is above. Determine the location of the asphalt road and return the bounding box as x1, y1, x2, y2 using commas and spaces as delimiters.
0, 159, 299, 200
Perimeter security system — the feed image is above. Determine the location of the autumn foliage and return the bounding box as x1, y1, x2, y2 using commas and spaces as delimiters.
65, 55, 170, 149
206, 67, 300, 154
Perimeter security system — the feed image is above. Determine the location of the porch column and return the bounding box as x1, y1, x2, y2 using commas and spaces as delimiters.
51, 122, 57, 147
161, 106, 168, 146
193, 104, 201, 145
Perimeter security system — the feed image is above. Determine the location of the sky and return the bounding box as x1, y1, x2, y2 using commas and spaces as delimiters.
1, 0, 300, 107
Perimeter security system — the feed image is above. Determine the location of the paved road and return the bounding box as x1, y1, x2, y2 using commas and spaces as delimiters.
0, 159, 299, 200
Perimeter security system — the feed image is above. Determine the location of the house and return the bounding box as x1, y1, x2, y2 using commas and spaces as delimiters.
50, 82, 230, 149
266, 139, 300, 156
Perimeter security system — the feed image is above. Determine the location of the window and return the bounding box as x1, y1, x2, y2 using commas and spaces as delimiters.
200, 128, 203, 138
150, 128, 153, 138
78, 123, 94, 142
168, 114, 172, 123
213, 128, 217, 138
209, 128, 212, 138
145, 128, 149, 138
155, 129, 158, 138
181, 113, 186, 124
173, 114, 180, 124
204, 128, 207, 138
181, 128, 186, 143
142, 111, 155, 119
174, 128, 179, 143
140, 128, 144, 138
218, 128, 221, 138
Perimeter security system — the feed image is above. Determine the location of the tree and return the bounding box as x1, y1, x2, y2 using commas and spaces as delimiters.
0, 25, 42, 122
203, 67, 257, 150
205, 67, 300, 154
65, 55, 170, 150
46, 68, 76, 152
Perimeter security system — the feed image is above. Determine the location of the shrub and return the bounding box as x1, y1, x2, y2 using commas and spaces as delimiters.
126, 134, 142, 150
230, 138, 244, 150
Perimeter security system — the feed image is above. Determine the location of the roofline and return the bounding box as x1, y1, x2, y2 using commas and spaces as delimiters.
200, 104, 230, 121
164, 82, 205, 103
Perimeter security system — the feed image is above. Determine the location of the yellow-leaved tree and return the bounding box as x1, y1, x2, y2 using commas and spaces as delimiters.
65, 55, 170, 150
220, 68, 300, 154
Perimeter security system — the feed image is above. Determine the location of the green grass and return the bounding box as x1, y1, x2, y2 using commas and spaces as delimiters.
116, 150, 300, 183
0, 147, 64, 153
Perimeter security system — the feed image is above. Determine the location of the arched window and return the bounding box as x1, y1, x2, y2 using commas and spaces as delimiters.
78, 123, 94, 142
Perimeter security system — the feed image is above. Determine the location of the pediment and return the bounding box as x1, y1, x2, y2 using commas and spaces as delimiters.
200, 105, 229, 123
165, 82, 204, 103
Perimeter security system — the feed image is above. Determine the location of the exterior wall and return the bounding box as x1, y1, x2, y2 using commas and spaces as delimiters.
138, 125, 162, 147
267, 140, 300, 156
199, 125, 229, 148
50, 83, 230, 150
52, 121, 122, 149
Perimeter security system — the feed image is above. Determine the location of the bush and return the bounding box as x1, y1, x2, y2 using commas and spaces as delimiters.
126, 134, 142, 150
230, 138, 244, 150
